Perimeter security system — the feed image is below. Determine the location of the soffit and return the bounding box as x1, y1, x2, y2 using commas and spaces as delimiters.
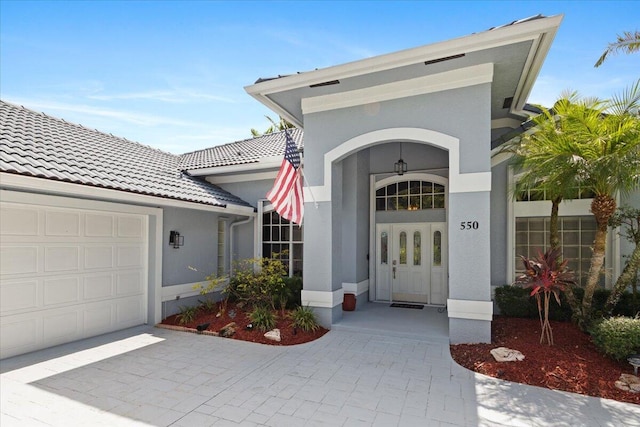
246, 15, 562, 126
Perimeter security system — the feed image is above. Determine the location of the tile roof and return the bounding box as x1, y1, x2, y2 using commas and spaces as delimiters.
179, 128, 303, 170
0, 100, 252, 209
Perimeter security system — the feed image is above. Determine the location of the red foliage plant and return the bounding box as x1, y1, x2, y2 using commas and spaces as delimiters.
515, 248, 576, 345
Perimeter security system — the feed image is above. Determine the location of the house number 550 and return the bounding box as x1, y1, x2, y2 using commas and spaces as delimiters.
460, 221, 479, 230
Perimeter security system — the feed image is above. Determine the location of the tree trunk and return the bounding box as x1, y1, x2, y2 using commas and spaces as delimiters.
604, 242, 640, 315
550, 197, 562, 250
579, 195, 617, 328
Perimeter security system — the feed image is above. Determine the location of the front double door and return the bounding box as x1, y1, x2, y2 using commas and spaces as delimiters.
375, 223, 447, 305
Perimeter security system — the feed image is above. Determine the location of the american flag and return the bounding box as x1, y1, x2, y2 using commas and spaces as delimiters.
266, 129, 304, 225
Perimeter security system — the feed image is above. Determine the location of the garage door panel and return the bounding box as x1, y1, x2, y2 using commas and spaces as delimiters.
43, 311, 80, 342
0, 317, 38, 355
118, 216, 143, 238
85, 214, 114, 237
117, 271, 143, 296
116, 296, 145, 326
1, 280, 39, 312
84, 304, 114, 335
1, 198, 148, 359
45, 211, 81, 236
84, 274, 114, 300
1, 206, 39, 236
43, 277, 80, 306
1, 246, 39, 275
44, 246, 80, 272
85, 246, 114, 269
117, 246, 143, 268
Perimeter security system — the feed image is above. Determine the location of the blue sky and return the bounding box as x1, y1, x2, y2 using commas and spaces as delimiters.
1, 1, 638, 154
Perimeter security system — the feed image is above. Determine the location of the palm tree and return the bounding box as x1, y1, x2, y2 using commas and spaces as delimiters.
250, 115, 295, 137
594, 31, 640, 67
505, 95, 588, 316
507, 95, 583, 251
567, 82, 640, 326
506, 82, 640, 327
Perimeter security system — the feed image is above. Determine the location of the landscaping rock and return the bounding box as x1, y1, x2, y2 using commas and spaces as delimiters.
219, 322, 237, 338
490, 347, 525, 362
264, 329, 281, 342
615, 373, 640, 393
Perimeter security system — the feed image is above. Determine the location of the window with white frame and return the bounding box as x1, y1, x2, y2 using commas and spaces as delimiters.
262, 211, 303, 276
514, 216, 600, 287
375, 180, 445, 211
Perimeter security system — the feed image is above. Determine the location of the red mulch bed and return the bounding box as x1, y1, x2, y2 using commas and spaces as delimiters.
450, 316, 639, 405
160, 301, 328, 346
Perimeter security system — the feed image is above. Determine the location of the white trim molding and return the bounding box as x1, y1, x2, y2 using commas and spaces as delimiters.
342, 280, 369, 296
0, 172, 255, 216
161, 282, 203, 302
306, 127, 491, 202
447, 299, 493, 321
188, 156, 283, 177
301, 289, 344, 309
206, 171, 277, 185
302, 64, 493, 115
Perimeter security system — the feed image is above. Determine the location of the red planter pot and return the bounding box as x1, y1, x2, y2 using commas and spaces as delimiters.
342, 293, 356, 311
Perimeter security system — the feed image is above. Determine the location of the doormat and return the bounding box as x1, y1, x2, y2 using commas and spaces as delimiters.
390, 303, 424, 309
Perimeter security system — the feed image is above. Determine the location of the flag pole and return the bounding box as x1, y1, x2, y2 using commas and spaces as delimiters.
299, 154, 319, 210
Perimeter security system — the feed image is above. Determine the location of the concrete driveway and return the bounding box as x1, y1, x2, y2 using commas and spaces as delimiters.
1, 308, 639, 426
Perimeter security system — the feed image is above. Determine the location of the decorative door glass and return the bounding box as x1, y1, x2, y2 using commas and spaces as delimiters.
413, 231, 421, 265
399, 231, 407, 264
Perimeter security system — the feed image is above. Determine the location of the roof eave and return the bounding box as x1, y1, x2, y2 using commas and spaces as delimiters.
187, 156, 283, 177
0, 172, 255, 216
244, 14, 563, 124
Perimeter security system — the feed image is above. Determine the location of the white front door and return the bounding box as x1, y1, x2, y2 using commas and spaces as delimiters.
375, 223, 447, 305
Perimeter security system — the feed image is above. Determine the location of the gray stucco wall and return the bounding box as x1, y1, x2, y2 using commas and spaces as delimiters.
369, 142, 449, 174
215, 179, 273, 209
162, 207, 220, 286
490, 160, 509, 287
340, 150, 371, 284
302, 83, 493, 186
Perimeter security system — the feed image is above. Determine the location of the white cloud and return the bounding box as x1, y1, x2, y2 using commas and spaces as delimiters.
4, 97, 196, 127
88, 89, 236, 104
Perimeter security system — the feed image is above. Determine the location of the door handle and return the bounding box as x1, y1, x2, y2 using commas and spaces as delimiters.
393, 266, 396, 279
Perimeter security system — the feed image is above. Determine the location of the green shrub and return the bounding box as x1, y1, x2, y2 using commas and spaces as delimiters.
176, 305, 199, 325
198, 298, 217, 313
289, 306, 319, 332
249, 306, 277, 332
615, 291, 640, 317
494, 286, 536, 318
226, 256, 288, 309
590, 316, 640, 360
495, 285, 638, 322
283, 276, 303, 308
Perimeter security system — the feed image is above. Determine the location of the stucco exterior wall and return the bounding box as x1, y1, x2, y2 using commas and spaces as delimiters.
490, 160, 509, 287
301, 82, 493, 339
162, 207, 220, 286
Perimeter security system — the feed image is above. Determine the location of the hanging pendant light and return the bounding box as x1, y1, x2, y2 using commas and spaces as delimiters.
394, 143, 408, 176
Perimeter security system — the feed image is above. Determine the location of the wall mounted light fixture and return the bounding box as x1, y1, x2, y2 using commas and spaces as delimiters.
169, 230, 184, 248
394, 143, 408, 176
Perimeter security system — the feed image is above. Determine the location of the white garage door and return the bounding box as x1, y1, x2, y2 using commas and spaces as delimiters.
1, 200, 148, 359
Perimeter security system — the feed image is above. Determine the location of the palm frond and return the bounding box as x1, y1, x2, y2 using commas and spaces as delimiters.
595, 31, 640, 67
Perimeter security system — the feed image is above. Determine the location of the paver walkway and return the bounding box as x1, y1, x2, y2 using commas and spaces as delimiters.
1, 318, 639, 426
